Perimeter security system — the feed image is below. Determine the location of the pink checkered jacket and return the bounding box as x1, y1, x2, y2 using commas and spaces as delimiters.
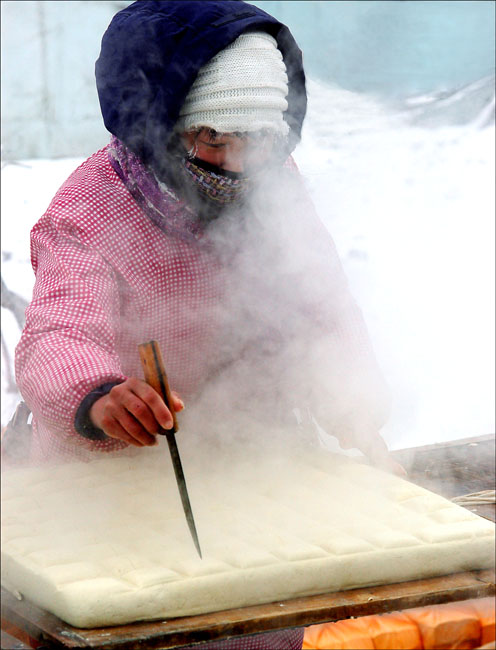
15, 146, 389, 462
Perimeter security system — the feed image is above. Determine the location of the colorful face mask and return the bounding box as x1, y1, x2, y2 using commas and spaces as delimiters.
180, 157, 251, 206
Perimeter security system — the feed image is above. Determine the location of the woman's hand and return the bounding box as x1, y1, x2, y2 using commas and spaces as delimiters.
337, 425, 407, 476
89, 377, 184, 446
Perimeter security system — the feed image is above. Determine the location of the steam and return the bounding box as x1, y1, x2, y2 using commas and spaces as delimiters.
1, 144, 389, 469
5, 77, 493, 468
170, 157, 390, 458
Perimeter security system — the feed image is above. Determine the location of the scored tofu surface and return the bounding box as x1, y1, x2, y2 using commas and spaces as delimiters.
1, 437, 494, 628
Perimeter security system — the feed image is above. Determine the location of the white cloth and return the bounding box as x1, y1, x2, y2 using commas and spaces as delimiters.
177, 32, 289, 135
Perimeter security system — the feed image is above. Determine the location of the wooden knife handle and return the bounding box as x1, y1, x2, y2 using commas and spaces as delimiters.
138, 340, 178, 433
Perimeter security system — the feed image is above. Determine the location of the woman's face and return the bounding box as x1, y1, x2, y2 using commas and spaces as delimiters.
182, 128, 274, 173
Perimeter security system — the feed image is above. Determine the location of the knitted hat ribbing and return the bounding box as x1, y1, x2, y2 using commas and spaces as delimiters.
177, 31, 289, 136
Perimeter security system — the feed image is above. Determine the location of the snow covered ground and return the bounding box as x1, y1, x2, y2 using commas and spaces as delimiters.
2, 78, 494, 449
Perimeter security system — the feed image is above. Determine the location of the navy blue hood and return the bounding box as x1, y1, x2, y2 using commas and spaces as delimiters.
95, 0, 306, 173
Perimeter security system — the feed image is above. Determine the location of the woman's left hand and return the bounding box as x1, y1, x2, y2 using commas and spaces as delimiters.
337, 426, 407, 476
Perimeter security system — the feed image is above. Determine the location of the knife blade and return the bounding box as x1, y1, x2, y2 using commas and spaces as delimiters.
138, 340, 202, 559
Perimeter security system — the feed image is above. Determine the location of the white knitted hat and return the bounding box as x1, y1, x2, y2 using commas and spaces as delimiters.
177, 31, 289, 136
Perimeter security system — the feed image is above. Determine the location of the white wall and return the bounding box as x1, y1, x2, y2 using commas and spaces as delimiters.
253, 1, 495, 96
1, 1, 130, 160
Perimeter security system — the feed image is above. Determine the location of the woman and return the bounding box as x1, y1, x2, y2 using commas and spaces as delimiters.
16, 0, 397, 465
15, 4, 400, 644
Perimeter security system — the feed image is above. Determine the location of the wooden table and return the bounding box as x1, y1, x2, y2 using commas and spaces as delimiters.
2, 570, 495, 650
2, 435, 495, 649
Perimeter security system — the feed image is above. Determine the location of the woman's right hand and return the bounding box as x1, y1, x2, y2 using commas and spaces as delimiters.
89, 377, 184, 446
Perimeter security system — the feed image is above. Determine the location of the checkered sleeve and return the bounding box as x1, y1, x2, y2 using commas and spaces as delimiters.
15, 213, 128, 452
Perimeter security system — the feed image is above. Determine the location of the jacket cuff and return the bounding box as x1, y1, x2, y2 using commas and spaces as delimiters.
74, 382, 121, 441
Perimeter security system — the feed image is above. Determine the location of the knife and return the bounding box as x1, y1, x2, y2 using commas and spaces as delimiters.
138, 340, 202, 559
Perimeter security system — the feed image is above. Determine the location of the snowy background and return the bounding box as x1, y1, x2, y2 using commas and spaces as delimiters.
2, 1, 495, 450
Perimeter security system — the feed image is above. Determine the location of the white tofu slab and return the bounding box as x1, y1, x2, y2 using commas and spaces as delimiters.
1, 440, 494, 628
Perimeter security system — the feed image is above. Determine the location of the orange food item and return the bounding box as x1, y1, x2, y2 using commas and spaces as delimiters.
303, 618, 375, 649
469, 597, 496, 646
405, 600, 481, 649
362, 611, 422, 649
303, 597, 495, 650
303, 612, 421, 649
